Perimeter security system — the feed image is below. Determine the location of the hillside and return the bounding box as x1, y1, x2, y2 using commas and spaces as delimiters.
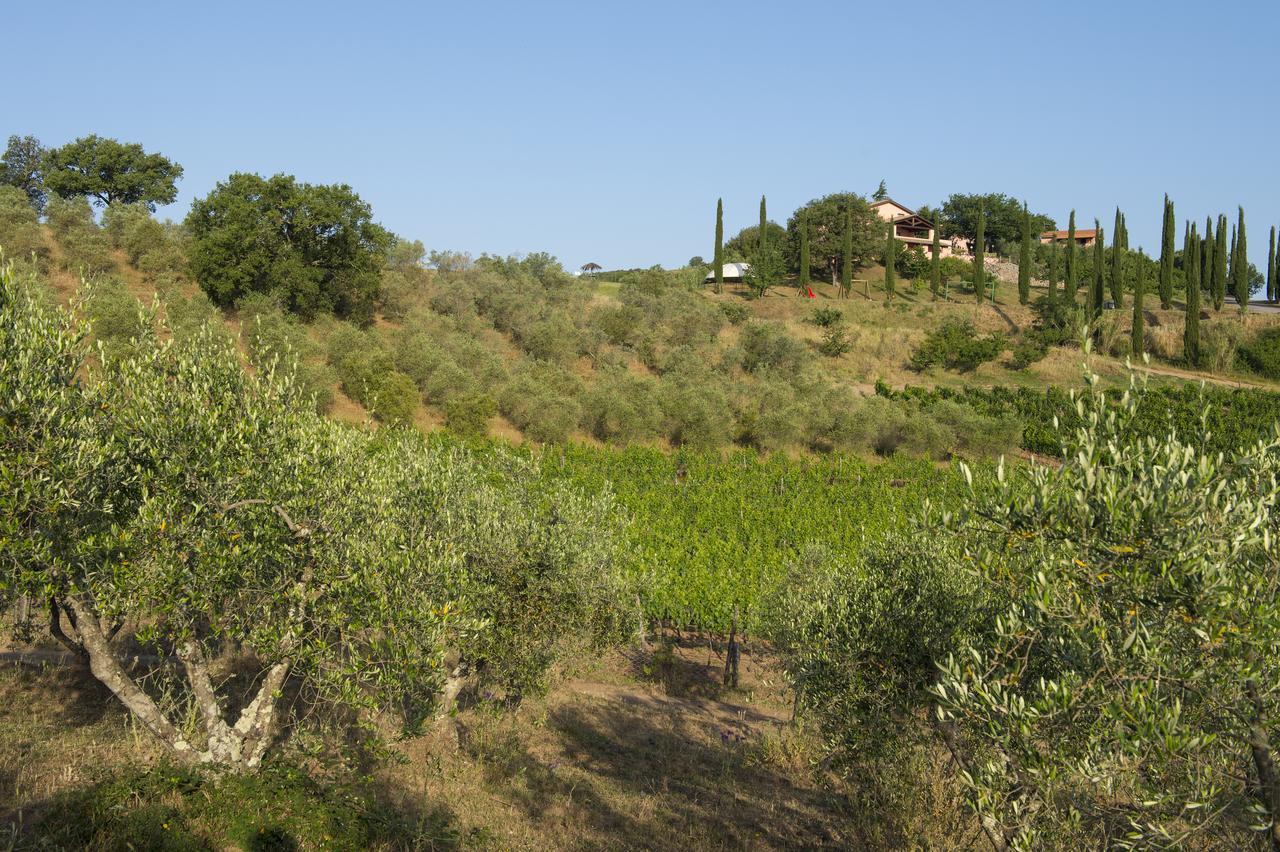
19, 217, 1280, 466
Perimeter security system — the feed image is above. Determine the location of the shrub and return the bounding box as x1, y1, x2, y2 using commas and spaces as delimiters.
520, 315, 579, 363
1202, 319, 1244, 373
937, 255, 975, 283
0, 185, 47, 263
1007, 335, 1049, 369
1237, 326, 1280, 379
580, 371, 662, 444
768, 537, 983, 774
817, 327, 852, 357
369, 370, 420, 424
83, 278, 147, 360
46, 196, 114, 276
739, 321, 807, 373
926, 398, 1022, 457
591, 303, 644, 345
660, 376, 732, 449
443, 391, 495, 436
849, 396, 955, 458
809, 306, 844, 327
720, 302, 749, 325
896, 246, 929, 279
241, 298, 336, 413
909, 318, 1005, 372
500, 362, 583, 443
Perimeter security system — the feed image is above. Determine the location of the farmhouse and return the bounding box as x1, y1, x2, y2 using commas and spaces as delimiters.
870, 198, 953, 258
1040, 228, 1099, 247
705, 262, 751, 283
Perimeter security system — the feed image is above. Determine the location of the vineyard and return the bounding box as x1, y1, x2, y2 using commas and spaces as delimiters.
530, 442, 966, 632
878, 379, 1280, 458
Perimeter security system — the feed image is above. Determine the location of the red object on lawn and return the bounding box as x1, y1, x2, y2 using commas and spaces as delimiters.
806, 287, 815, 298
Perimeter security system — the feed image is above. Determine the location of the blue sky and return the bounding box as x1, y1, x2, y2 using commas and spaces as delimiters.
10, 0, 1279, 271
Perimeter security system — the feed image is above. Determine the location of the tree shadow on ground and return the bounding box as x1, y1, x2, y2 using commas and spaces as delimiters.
461, 691, 855, 850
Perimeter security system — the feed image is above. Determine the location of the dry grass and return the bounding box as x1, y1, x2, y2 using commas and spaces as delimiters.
0, 635, 973, 850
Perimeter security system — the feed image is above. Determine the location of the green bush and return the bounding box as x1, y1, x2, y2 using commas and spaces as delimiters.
369, 370, 420, 424
896, 246, 929, 279
1007, 334, 1049, 369
0, 185, 47, 263
768, 536, 983, 772
84, 278, 147, 360
808, 307, 844, 327
937, 255, 975, 283
1237, 326, 1280, 379
46, 196, 114, 276
720, 302, 749, 325
241, 297, 335, 413
659, 376, 732, 449
909, 318, 1005, 372
580, 371, 662, 444
443, 391, 495, 436
739, 321, 807, 373
500, 362, 583, 443
1201, 319, 1243, 373
817, 327, 851, 357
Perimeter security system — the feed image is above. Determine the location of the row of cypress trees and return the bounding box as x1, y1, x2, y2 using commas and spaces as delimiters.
712, 197, 1278, 319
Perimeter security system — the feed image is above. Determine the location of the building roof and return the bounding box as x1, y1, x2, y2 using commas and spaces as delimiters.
704, 262, 751, 281
1041, 229, 1099, 240
869, 198, 915, 215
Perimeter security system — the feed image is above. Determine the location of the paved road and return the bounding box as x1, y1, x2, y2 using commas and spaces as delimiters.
1226, 297, 1280, 314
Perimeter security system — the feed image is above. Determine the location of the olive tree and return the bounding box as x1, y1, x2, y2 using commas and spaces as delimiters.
0, 263, 631, 772
934, 365, 1280, 849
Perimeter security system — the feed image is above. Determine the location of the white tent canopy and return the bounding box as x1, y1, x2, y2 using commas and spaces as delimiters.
704, 262, 751, 282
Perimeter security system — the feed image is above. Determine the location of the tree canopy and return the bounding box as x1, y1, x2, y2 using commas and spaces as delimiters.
786, 193, 881, 284
724, 222, 786, 261
43, 135, 182, 210
1, 135, 47, 211
186, 173, 391, 323
939, 192, 1054, 248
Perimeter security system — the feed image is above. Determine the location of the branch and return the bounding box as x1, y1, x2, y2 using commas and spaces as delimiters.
47, 597, 88, 662
220, 499, 311, 538
64, 596, 199, 760
177, 640, 232, 744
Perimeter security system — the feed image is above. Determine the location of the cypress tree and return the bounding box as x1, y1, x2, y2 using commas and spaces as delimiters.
1268, 225, 1276, 303
1233, 206, 1248, 311
840, 208, 853, 299
1131, 251, 1145, 357
931, 221, 942, 299
974, 207, 985, 304
1018, 202, 1031, 305
1110, 208, 1124, 307
1065, 210, 1078, 303
1185, 222, 1201, 367
884, 221, 897, 302
759, 195, 767, 253
1120, 213, 1129, 250
799, 218, 810, 292
1047, 237, 1059, 308
714, 198, 724, 293
1158, 194, 1175, 308
1229, 223, 1240, 310
1091, 220, 1105, 321
1213, 213, 1228, 311
1202, 216, 1216, 309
